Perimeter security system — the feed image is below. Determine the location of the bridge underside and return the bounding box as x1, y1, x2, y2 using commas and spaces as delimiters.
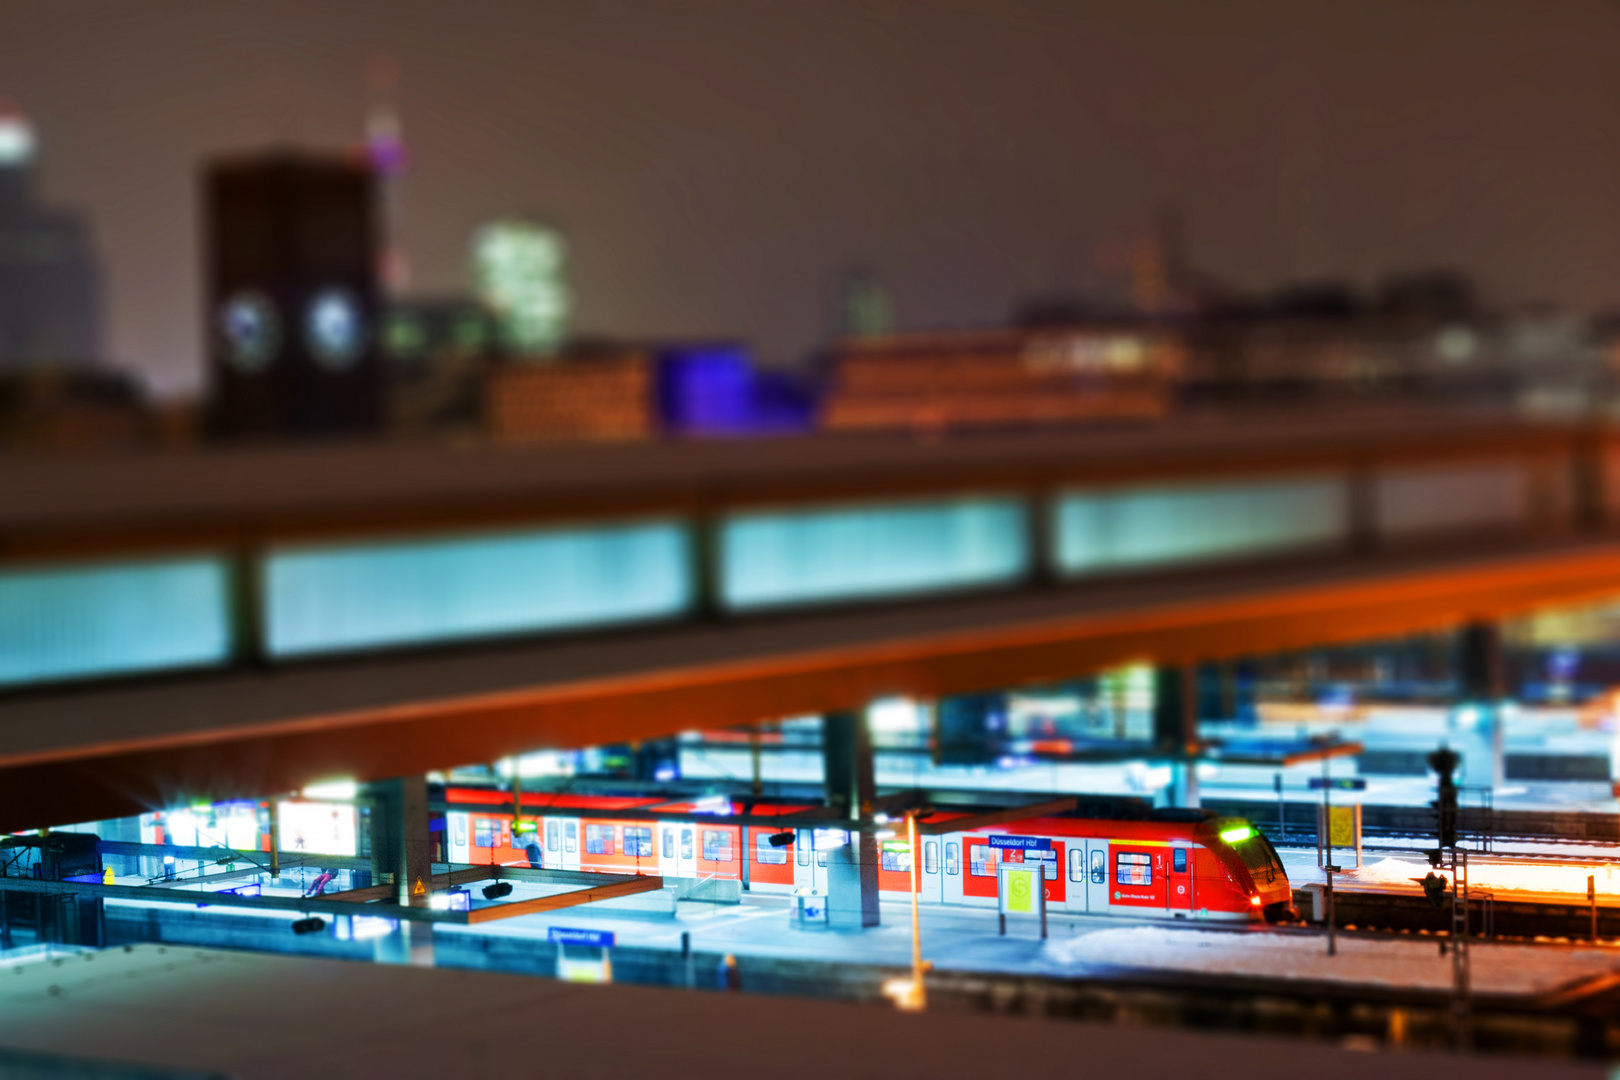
4, 535, 1620, 833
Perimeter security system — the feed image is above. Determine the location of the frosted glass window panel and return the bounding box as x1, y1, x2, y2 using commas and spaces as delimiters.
721, 498, 1028, 610
0, 558, 231, 686
1376, 462, 1527, 537
1054, 477, 1347, 576
266, 521, 691, 656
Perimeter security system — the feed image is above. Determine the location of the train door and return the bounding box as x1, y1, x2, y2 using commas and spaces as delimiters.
447, 812, 470, 864
940, 834, 965, 905
918, 835, 944, 903
659, 821, 680, 879
792, 828, 831, 893
677, 821, 698, 878
1085, 841, 1110, 913
1168, 845, 1194, 915
1035, 842, 1064, 906
544, 816, 580, 871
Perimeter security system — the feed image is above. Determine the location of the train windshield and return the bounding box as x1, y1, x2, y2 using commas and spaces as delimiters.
1226, 828, 1285, 885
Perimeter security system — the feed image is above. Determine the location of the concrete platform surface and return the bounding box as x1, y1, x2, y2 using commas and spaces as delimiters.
0, 944, 1602, 1079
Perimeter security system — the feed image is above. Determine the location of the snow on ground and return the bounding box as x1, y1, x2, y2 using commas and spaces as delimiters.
1343, 856, 1620, 898
1042, 926, 1620, 995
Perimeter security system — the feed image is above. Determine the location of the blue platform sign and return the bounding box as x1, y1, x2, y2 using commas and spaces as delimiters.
988, 835, 1052, 851
1308, 778, 1367, 791
548, 926, 615, 949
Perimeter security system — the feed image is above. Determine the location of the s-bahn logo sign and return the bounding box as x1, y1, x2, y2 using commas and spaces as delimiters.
988, 835, 1052, 851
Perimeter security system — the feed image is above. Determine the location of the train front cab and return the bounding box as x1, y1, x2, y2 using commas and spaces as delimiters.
909, 817, 1289, 922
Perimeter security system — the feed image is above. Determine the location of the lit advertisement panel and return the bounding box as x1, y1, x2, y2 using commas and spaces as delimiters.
278, 800, 357, 856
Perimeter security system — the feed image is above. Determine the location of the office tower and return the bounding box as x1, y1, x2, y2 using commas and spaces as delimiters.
205, 150, 382, 437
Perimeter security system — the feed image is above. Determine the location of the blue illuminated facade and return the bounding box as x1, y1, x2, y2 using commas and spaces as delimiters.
0, 558, 230, 686
265, 520, 693, 656
720, 497, 1028, 611
1053, 477, 1347, 576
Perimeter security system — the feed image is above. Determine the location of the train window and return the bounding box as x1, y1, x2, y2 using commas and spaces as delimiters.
565, 821, 577, 854
662, 828, 674, 859
585, 823, 612, 855
680, 828, 693, 861
796, 832, 810, 866
1029, 849, 1057, 881
1116, 852, 1152, 886
1090, 850, 1105, 884
1173, 848, 1187, 874
924, 840, 939, 874
945, 842, 960, 876
702, 829, 732, 862
473, 818, 497, 849
1068, 848, 1084, 882
880, 846, 911, 873
546, 821, 559, 853
968, 843, 999, 877
624, 827, 653, 858
815, 851, 827, 867
755, 832, 787, 865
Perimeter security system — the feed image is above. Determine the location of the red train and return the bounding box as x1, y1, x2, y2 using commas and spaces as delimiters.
442, 788, 1293, 921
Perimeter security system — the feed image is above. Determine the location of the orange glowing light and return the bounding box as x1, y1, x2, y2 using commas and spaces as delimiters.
1352, 857, 1620, 898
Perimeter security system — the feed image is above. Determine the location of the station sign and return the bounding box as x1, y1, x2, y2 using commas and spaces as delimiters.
548, 926, 615, 949
1307, 778, 1367, 791
988, 835, 1052, 851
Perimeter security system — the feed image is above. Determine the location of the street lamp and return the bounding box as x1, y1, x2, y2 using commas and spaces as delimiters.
882, 808, 931, 1012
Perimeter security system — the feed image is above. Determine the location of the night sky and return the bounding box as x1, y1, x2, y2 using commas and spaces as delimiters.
2, 0, 1617, 394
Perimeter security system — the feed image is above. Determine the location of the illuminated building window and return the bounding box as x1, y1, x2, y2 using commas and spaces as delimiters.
264, 519, 691, 657
1054, 477, 1346, 576
0, 557, 230, 687
471, 219, 570, 356
383, 312, 427, 359
720, 497, 1027, 611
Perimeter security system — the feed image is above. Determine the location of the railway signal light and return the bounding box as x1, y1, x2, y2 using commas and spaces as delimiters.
1428, 747, 1460, 849
482, 881, 514, 900
1420, 872, 1450, 909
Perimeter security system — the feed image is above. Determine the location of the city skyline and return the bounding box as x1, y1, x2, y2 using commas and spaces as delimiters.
2, 0, 1617, 396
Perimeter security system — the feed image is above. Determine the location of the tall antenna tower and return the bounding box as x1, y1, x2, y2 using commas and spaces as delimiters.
364, 55, 410, 295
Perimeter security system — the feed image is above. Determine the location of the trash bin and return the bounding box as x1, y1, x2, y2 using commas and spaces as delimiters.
793, 887, 828, 929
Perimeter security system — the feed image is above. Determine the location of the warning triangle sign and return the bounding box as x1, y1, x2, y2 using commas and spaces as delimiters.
412, 877, 426, 897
